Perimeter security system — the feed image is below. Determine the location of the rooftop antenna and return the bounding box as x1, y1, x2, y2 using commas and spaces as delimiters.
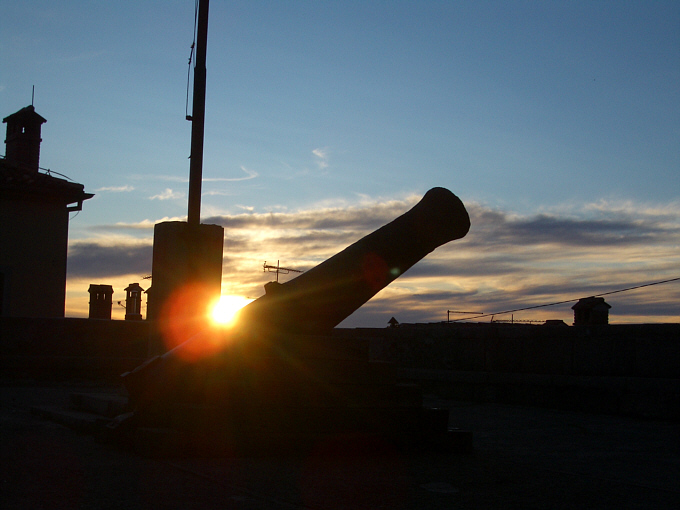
187, 0, 209, 226
31, 85, 35, 106
263, 260, 303, 283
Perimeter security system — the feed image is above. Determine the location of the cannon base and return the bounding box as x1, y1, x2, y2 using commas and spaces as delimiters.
113, 332, 469, 457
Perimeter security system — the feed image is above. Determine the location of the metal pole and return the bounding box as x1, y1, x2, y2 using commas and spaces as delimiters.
187, 0, 209, 226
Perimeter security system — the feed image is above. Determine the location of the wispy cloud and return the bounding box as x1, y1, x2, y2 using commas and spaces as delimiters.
204, 166, 259, 182
95, 185, 134, 192
133, 167, 259, 186
92, 218, 177, 231
132, 174, 187, 183
149, 188, 184, 201
312, 147, 329, 169
67, 194, 680, 325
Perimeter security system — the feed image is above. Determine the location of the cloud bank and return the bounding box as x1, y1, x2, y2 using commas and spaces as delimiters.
67, 194, 680, 325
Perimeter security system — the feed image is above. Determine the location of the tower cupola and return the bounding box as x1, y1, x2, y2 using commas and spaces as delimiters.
3, 105, 47, 174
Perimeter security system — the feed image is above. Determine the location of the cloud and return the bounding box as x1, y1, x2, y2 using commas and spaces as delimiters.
137, 168, 258, 188
204, 166, 258, 182
202, 190, 233, 197
66, 193, 680, 325
203, 197, 414, 232
149, 188, 184, 200
462, 202, 680, 248
91, 217, 184, 231
312, 147, 329, 169
95, 185, 135, 192
68, 241, 152, 278
131, 174, 187, 183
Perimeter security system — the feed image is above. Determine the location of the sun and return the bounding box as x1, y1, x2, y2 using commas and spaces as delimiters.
210, 295, 253, 326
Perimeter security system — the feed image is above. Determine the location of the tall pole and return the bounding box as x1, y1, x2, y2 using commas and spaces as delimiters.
187, 0, 209, 226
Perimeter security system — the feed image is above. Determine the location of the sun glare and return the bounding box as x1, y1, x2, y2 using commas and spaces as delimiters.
211, 295, 253, 326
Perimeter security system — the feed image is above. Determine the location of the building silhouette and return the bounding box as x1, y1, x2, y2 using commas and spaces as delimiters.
0, 105, 93, 318
572, 296, 611, 326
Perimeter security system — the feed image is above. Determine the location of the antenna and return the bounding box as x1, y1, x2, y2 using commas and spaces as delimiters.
263, 260, 303, 283
31, 85, 35, 106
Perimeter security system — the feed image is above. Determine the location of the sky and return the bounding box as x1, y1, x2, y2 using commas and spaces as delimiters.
1, 1, 678, 325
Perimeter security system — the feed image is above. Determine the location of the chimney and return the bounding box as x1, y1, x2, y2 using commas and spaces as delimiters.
572, 297, 611, 326
3, 105, 47, 174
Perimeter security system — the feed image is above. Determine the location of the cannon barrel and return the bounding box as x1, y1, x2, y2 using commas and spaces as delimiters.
238, 186, 470, 335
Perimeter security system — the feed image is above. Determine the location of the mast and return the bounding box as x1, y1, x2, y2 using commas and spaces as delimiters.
187, 0, 209, 226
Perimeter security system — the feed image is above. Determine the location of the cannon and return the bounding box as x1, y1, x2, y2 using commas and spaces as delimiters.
238, 186, 470, 336
121, 187, 470, 417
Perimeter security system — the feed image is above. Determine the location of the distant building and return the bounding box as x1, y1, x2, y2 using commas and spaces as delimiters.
543, 319, 568, 327
0, 105, 93, 318
572, 297, 611, 326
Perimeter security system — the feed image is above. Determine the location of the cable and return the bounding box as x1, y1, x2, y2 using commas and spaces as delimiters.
451, 277, 680, 322
595, 277, 680, 298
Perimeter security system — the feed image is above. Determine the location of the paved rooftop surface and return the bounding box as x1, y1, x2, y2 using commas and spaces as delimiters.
1, 382, 678, 509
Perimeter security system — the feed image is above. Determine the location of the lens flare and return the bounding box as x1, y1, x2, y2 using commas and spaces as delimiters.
157, 282, 223, 360
211, 295, 253, 326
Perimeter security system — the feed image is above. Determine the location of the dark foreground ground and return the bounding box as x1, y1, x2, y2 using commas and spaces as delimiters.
1, 382, 678, 510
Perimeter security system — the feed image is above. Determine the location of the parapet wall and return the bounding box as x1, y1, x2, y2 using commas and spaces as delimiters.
372, 323, 680, 378
1, 318, 677, 419
0, 317, 151, 382
341, 323, 680, 421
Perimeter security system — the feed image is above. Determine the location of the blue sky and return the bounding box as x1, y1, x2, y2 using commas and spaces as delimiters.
2, 1, 679, 324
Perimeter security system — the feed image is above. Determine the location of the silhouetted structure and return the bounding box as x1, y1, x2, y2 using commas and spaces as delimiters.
145, 222, 224, 350
0, 106, 93, 318
88, 284, 113, 320
145, 0, 224, 350
572, 296, 611, 325
238, 187, 470, 336
121, 188, 470, 452
124, 283, 144, 321
543, 319, 568, 326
